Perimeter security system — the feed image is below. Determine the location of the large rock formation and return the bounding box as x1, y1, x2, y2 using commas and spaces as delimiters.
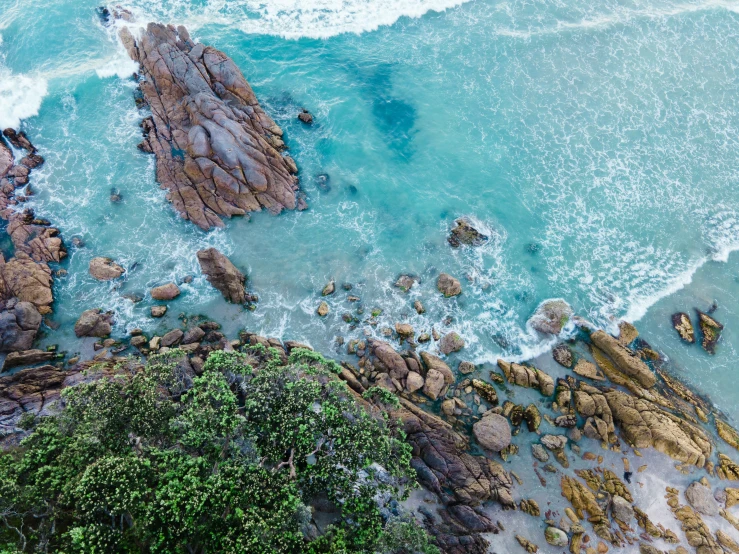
74, 309, 114, 338
196, 247, 247, 303
0, 300, 42, 352
120, 23, 303, 231
590, 330, 656, 388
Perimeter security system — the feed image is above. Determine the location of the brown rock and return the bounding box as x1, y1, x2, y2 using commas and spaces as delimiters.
151, 283, 180, 301
119, 24, 301, 230
473, 413, 511, 452
717, 419, 739, 451
74, 309, 114, 338
439, 332, 464, 355
89, 257, 125, 280
697, 310, 723, 355
437, 273, 462, 297
0, 300, 42, 352
0, 253, 53, 314
196, 248, 247, 303
151, 305, 167, 318
529, 299, 572, 335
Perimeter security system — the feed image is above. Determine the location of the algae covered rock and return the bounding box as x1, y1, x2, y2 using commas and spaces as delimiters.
439, 332, 465, 355
437, 273, 462, 297
697, 310, 723, 354
448, 218, 488, 247
529, 298, 572, 335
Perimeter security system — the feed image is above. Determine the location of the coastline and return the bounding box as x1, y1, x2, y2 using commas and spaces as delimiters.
1, 10, 739, 553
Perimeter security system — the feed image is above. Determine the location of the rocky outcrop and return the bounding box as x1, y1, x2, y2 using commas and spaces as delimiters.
89, 257, 125, 280
590, 330, 656, 388
717, 419, 739, 451
497, 359, 554, 396
120, 23, 302, 231
197, 247, 248, 303
665, 488, 723, 554
74, 309, 114, 338
672, 312, 695, 343
0, 359, 137, 446
529, 299, 572, 335
448, 218, 488, 247
2, 349, 54, 371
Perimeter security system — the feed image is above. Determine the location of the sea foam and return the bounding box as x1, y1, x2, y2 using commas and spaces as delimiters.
122, 0, 471, 39
0, 64, 47, 129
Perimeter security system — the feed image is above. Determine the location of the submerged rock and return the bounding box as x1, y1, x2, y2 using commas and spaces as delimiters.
437, 273, 462, 297
74, 309, 114, 338
696, 310, 723, 354
89, 257, 125, 281
297, 109, 313, 124
448, 218, 488, 248
394, 274, 417, 292
119, 24, 301, 230
196, 248, 247, 304
529, 299, 572, 335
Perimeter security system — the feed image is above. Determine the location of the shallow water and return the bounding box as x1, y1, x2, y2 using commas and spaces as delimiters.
2, 0, 739, 423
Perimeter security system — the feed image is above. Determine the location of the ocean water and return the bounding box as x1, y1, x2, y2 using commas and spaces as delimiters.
3, 0, 739, 422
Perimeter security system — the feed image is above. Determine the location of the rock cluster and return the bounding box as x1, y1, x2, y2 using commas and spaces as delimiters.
497, 359, 554, 396
0, 130, 63, 358
120, 23, 303, 231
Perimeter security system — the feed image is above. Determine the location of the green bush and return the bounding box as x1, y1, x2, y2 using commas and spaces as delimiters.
0, 349, 432, 553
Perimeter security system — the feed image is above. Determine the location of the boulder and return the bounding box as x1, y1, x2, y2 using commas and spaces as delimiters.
151, 305, 167, 318
458, 361, 475, 374
612, 495, 634, 523
161, 329, 184, 347
420, 351, 454, 383
119, 24, 302, 230
685, 480, 719, 516
406, 371, 424, 393
437, 273, 462, 297
89, 257, 125, 280
151, 283, 180, 301
573, 359, 603, 380
422, 369, 445, 400
0, 300, 42, 352
0, 253, 54, 314
473, 413, 511, 452
544, 527, 568, 547
395, 323, 414, 338
448, 218, 488, 247
541, 434, 567, 451
74, 309, 113, 338
317, 302, 329, 317
183, 327, 206, 345
439, 332, 464, 355
529, 299, 572, 335
532, 444, 549, 462
321, 280, 335, 296
196, 248, 246, 303
297, 109, 313, 125
672, 312, 695, 343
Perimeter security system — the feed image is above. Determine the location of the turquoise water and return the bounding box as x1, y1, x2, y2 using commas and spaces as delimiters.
3, 0, 739, 420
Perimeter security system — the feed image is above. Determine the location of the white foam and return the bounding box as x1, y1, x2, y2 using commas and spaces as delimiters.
0, 65, 48, 129
121, 0, 471, 39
